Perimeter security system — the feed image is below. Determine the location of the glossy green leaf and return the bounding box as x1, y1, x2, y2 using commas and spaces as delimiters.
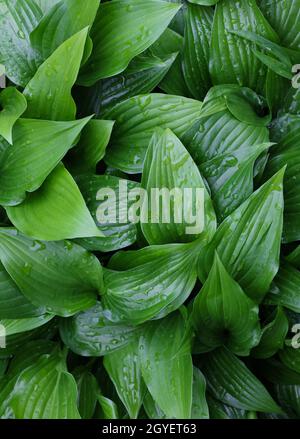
0, 0, 42, 86
139, 312, 193, 419
252, 307, 289, 359
60, 302, 141, 357
75, 370, 99, 419
256, 358, 300, 385
141, 128, 216, 244
210, 0, 279, 93
182, 3, 213, 100
0, 116, 91, 206
273, 384, 300, 418
207, 394, 248, 419
30, 0, 99, 60
193, 253, 260, 356
104, 338, 146, 419
79, 0, 181, 85
104, 93, 203, 173
191, 367, 209, 419
6, 164, 101, 241
24, 28, 89, 121
0, 87, 27, 144
97, 395, 119, 419
0, 229, 102, 316
75, 175, 139, 252
200, 347, 282, 413
188, 0, 219, 4
69, 120, 114, 174
279, 347, 300, 375
198, 168, 284, 302
143, 392, 167, 419
103, 241, 200, 324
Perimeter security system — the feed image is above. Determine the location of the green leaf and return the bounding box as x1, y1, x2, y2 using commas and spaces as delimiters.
265, 261, 300, 313
198, 168, 285, 302
68, 120, 114, 174
210, 0, 279, 93
273, 384, 300, 418
260, 0, 300, 51
6, 163, 102, 241
207, 394, 248, 419
0, 87, 27, 144
75, 370, 99, 419
141, 128, 216, 244
0, 0, 42, 86
256, 358, 300, 385
104, 93, 203, 173
279, 347, 300, 375
139, 312, 193, 419
200, 347, 282, 413
30, 0, 99, 60
188, 0, 219, 4
264, 116, 300, 243
286, 246, 300, 269
33, 0, 60, 13
104, 337, 146, 419
79, 0, 181, 85
6, 347, 80, 419
75, 175, 139, 252
143, 392, 167, 419
97, 395, 119, 419
24, 28, 89, 121
0, 229, 102, 317
182, 3, 213, 100
103, 241, 200, 324
59, 302, 141, 356
0, 263, 44, 319
0, 116, 91, 206
252, 307, 289, 359
193, 253, 260, 356
191, 367, 209, 419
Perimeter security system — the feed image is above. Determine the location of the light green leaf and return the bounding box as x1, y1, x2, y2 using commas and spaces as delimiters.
97, 395, 119, 419
0, 116, 91, 206
6, 164, 101, 241
104, 337, 146, 419
191, 367, 209, 419
33, 0, 60, 13
198, 168, 285, 303
193, 253, 260, 356
139, 312, 193, 419
252, 307, 289, 359
182, 3, 213, 100
188, 0, 219, 4
24, 28, 89, 121
201, 347, 282, 413
0, 229, 102, 317
103, 241, 200, 324
0, 87, 27, 144
79, 0, 181, 85
59, 302, 141, 357
141, 128, 216, 244
104, 93, 203, 173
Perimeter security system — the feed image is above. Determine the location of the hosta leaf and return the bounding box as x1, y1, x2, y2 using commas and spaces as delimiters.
104, 338, 146, 419
143, 392, 167, 419
75, 175, 139, 252
207, 395, 248, 419
264, 116, 300, 243
103, 241, 200, 324
150, 28, 190, 97
59, 302, 141, 357
97, 54, 177, 115
182, 3, 213, 100
200, 347, 282, 413
0, 263, 43, 319
139, 312, 193, 419
141, 128, 216, 244
0, 229, 102, 317
7, 348, 80, 419
79, 0, 181, 85
256, 358, 300, 385
265, 261, 300, 313
33, 0, 60, 13
24, 28, 89, 121
75, 370, 99, 419
252, 306, 289, 359
279, 347, 300, 375
0, 116, 91, 206
0, 0, 42, 86
97, 395, 119, 419
210, 0, 278, 93
0, 88, 27, 144
30, 0, 99, 60
6, 164, 101, 241
68, 120, 114, 174
198, 168, 285, 302
104, 93, 203, 173
191, 367, 209, 419
188, 0, 219, 4
260, 0, 300, 51
273, 384, 300, 418
286, 246, 300, 269
193, 253, 260, 356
